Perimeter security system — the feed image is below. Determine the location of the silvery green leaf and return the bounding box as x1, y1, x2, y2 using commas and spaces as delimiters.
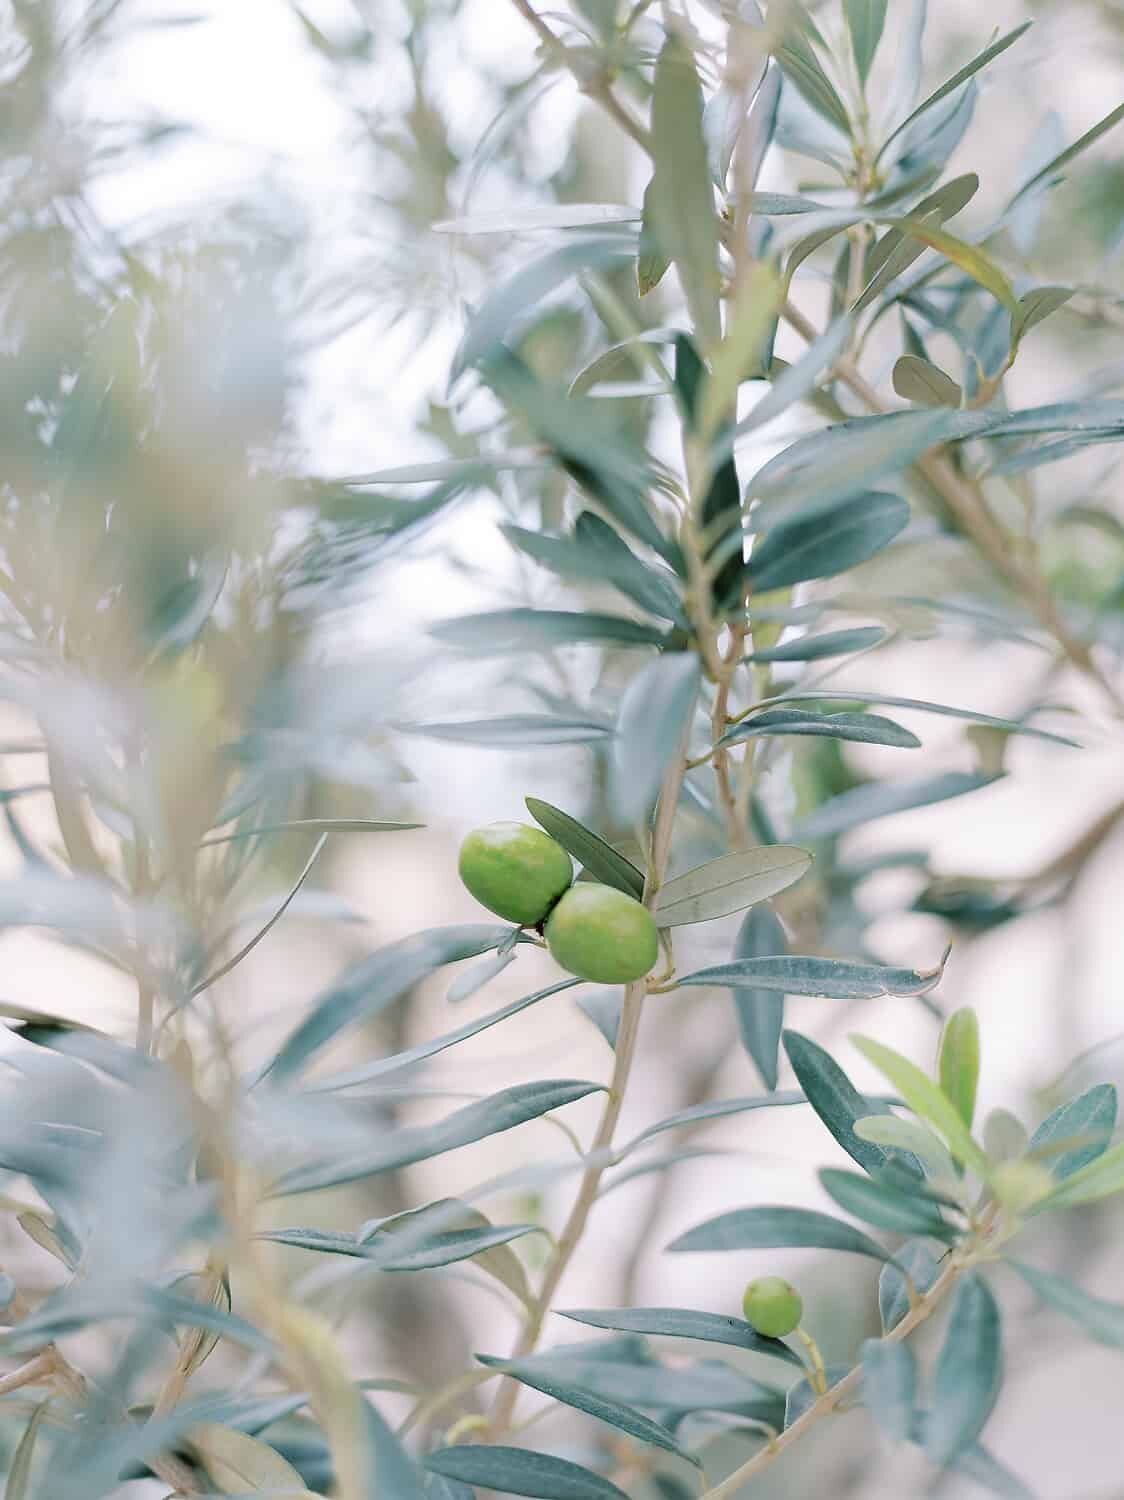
748, 491, 909, 591
732, 905, 787, 1091
556, 1306, 803, 1367
365, 1399, 427, 1500
402, 716, 612, 746
620, 1091, 807, 1155
652, 846, 810, 927
884, 0, 927, 132
819, 1168, 954, 1239
784, 1364, 852, 1426
861, 1338, 916, 1442
844, 0, 888, 83
1028, 1084, 1116, 1180
892, 354, 962, 407
4, 1403, 47, 1500
677, 952, 945, 1000
525, 798, 644, 899
668, 1205, 892, 1262
431, 609, 666, 654
795, 772, 1000, 841
746, 627, 887, 663
434, 204, 640, 235
726, 316, 851, 454
718, 709, 920, 750
879, 1239, 941, 1331
1006, 1259, 1124, 1350
576, 991, 622, 1050
502, 520, 685, 625
783, 1030, 892, 1174
426, 1445, 628, 1500
926, 1273, 1002, 1466
610, 653, 700, 827
939, 1008, 981, 1128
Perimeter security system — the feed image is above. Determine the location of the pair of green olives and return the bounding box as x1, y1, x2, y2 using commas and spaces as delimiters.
457, 822, 658, 985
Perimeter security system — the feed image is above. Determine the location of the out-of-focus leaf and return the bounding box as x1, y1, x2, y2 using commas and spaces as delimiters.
260, 1217, 541, 1272
819, 1168, 954, 1238
431, 609, 665, 654
784, 1364, 850, 1427
525, 798, 645, 899
1028, 1084, 1116, 1180
502, 521, 685, 625
794, 772, 1000, 841
637, 178, 672, 297
610, 653, 700, 827
620, 1092, 807, 1155
188, 1423, 307, 1493
201, 818, 422, 846
879, 1239, 941, 1331
678, 953, 945, 1000
263, 926, 521, 1082
1007, 1259, 1124, 1349
856, 1115, 957, 1181
861, 1338, 916, 1442
727, 316, 851, 452
939, 1009, 980, 1128
5, 1402, 48, 1500
893, 354, 962, 407
746, 627, 887, 663
878, 23, 1031, 164
668, 1205, 892, 1261
748, 491, 909, 590
434, 205, 640, 234
401, 716, 612, 747
365, 1399, 427, 1500
1035, 1139, 1124, 1210
575, 992, 621, 1051
652, 847, 810, 927
1007, 101, 1124, 210
426, 1445, 628, 1500
845, 0, 887, 83
273, 1080, 604, 1196
556, 1307, 802, 1367
926, 1274, 1002, 1465
311, 979, 580, 1093
783, 1030, 891, 1174
649, 37, 722, 345
718, 709, 920, 750
884, 0, 927, 132
852, 1036, 988, 1175
775, 28, 851, 136
475, 1355, 699, 1465
732, 906, 787, 1091
1012, 287, 1074, 347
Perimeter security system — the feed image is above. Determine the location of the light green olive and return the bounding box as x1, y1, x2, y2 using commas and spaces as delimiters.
458, 822, 573, 927
545, 883, 658, 985
742, 1276, 803, 1339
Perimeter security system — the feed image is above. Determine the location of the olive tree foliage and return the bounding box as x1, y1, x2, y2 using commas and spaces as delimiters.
3, 0, 1124, 1497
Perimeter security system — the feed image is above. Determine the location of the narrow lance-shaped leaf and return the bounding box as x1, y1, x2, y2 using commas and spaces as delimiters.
1034, 1138, 1124, 1211
426, 1446, 629, 1500
402, 716, 611, 747
718, 709, 920, 750
732, 905, 787, 1091
1028, 1084, 1117, 1181
677, 952, 946, 1000
748, 490, 909, 591
926, 1273, 1002, 1466
783, 1030, 891, 1174
668, 1204, 893, 1262
861, 1338, 916, 1443
879, 1239, 941, 1332
939, 1009, 980, 1128
431, 609, 666, 654
746, 626, 887, 663
525, 798, 644, 899
795, 772, 1000, 842
851, 1035, 989, 1176
845, 0, 888, 84
610, 653, 700, 827
556, 1306, 803, 1368
1006, 1258, 1124, 1350
819, 1168, 955, 1240
652, 846, 811, 927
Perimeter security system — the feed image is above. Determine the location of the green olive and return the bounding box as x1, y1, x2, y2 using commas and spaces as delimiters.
544, 883, 658, 985
458, 822, 573, 927
742, 1276, 803, 1339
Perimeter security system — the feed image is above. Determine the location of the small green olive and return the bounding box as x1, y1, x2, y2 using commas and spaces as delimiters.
544, 883, 658, 985
458, 822, 573, 927
742, 1276, 803, 1339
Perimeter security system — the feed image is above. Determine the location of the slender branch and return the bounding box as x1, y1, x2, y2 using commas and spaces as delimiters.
0, 1351, 54, 1396
487, 748, 690, 1438
697, 1257, 963, 1500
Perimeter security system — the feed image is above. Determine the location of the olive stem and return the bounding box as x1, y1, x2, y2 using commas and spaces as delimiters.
794, 1328, 827, 1396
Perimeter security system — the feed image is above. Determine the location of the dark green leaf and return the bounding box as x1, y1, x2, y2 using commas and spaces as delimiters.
557, 1306, 802, 1368
273, 1080, 604, 1196
845, 0, 888, 83
819, 1168, 954, 1239
652, 847, 811, 927
649, 38, 721, 344
431, 609, 665, 654
732, 906, 787, 1091
783, 1030, 890, 1174
401, 716, 611, 747
746, 627, 887, 663
879, 1239, 941, 1331
426, 1446, 628, 1500
939, 1009, 980, 1128
610, 654, 700, 826
677, 953, 945, 1000
312, 979, 580, 1093
794, 772, 999, 841
668, 1205, 892, 1261
926, 1273, 1002, 1466
525, 798, 645, 899
475, 1356, 699, 1465
1006, 1259, 1124, 1350
860, 1339, 916, 1443
718, 709, 920, 750
1028, 1084, 1117, 1180
502, 521, 684, 625
748, 491, 909, 590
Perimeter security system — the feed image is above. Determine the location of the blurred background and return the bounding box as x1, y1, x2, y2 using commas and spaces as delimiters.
2, 0, 1124, 1495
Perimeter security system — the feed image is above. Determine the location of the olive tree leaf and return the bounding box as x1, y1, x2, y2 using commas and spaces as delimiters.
365, 1400, 427, 1500
892, 354, 962, 407
678, 953, 945, 999
501, 520, 685, 625
925, 1273, 1002, 1466
1006, 1259, 1124, 1350
1028, 1084, 1117, 1180
879, 1239, 941, 1332
717, 709, 920, 750
200, 818, 422, 846
431, 609, 665, 654
649, 37, 721, 345
667, 1205, 893, 1262
732, 905, 788, 1091
774, 28, 851, 137
939, 1009, 981, 1129
652, 846, 811, 927
748, 492, 910, 589
1033, 1140, 1124, 1210
1012, 287, 1074, 348
819, 1168, 954, 1239
855, 1115, 957, 1182
844, 0, 888, 84
610, 653, 701, 827
861, 1338, 916, 1443
1007, 100, 1124, 211
794, 772, 1000, 841
746, 626, 887, 663
475, 1356, 699, 1466
188, 1423, 307, 1492
525, 798, 644, 899
401, 716, 612, 747
426, 1446, 629, 1500
4, 1402, 48, 1500
434, 204, 640, 235
851, 1036, 989, 1176
783, 1030, 891, 1174
619, 1091, 807, 1156
556, 1306, 803, 1368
